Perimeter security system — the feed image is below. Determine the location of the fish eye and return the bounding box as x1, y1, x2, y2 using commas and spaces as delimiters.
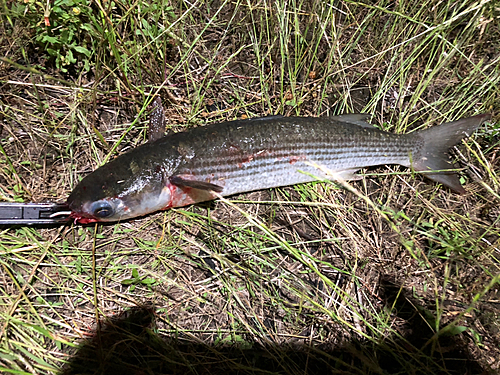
90, 201, 114, 218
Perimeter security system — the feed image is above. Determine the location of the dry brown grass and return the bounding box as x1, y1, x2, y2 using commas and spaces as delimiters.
0, 0, 499, 374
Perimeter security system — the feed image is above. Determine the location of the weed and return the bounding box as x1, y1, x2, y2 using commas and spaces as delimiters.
0, 0, 499, 374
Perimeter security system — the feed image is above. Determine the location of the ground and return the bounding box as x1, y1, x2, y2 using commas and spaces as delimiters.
0, 0, 499, 374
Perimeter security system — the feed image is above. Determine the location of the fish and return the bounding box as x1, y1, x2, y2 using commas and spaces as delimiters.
67, 113, 491, 223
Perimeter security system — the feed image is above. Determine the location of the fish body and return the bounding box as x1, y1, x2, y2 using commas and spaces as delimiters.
67, 114, 490, 223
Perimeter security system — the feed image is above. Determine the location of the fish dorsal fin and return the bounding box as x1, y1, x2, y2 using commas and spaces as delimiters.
331, 114, 375, 128
148, 97, 166, 142
249, 115, 285, 122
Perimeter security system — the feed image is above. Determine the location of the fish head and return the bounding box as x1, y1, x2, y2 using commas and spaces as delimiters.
67, 156, 173, 223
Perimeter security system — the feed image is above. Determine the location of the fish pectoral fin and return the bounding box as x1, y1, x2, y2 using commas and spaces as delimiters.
169, 176, 224, 193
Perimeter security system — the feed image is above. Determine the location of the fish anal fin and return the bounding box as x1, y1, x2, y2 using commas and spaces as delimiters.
329, 168, 363, 181
169, 175, 224, 193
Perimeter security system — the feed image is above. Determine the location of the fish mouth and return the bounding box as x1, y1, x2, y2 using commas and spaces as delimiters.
69, 211, 99, 224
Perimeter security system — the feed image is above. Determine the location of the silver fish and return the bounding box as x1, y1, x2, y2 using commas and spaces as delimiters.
67, 114, 490, 223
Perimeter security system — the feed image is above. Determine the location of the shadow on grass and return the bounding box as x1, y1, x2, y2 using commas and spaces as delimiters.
60, 277, 488, 375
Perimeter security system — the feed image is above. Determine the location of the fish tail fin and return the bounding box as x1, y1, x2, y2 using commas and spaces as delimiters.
412, 114, 491, 194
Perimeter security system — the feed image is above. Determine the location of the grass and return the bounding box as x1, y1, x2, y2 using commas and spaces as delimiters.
0, 0, 499, 373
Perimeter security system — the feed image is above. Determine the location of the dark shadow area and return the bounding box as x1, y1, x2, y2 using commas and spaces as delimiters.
60, 277, 489, 375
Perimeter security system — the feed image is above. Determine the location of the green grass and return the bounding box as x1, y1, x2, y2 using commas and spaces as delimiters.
0, 0, 499, 373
